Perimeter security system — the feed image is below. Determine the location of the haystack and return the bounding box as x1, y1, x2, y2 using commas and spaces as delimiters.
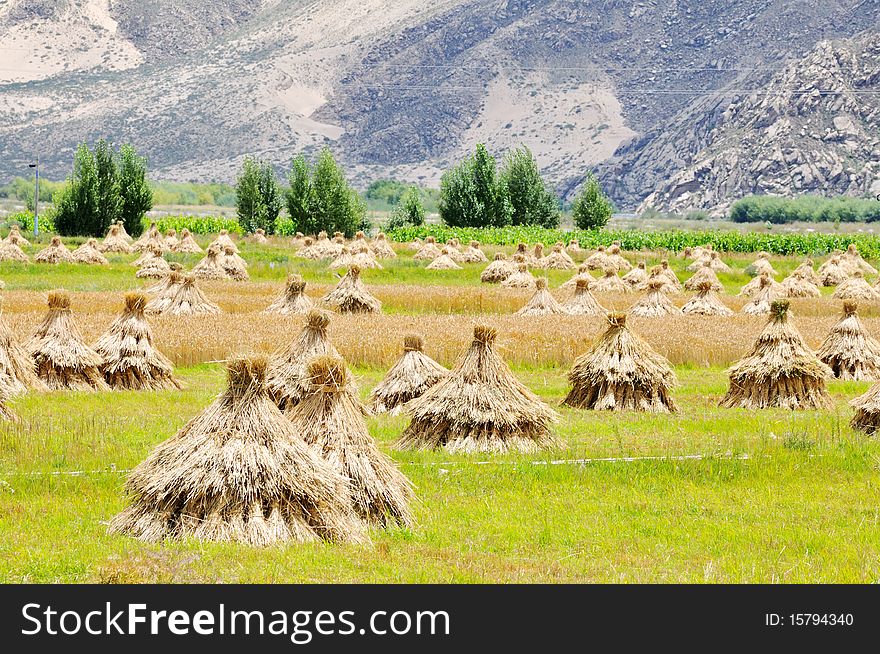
512, 242, 538, 266
132, 242, 164, 266
816, 301, 880, 380
173, 228, 203, 253
585, 246, 610, 270
818, 256, 850, 286
0, 306, 43, 395
745, 252, 777, 277
832, 271, 880, 301
93, 293, 180, 390
249, 228, 268, 244
72, 238, 109, 265
115, 221, 132, 242
264, 274, 313, 316
721, 300, 832, 408
144, 262, 183, 292
407, 237, 422, 251
323, 266, 381, 314
164, 229, 179, 249
563, 313, 677, 412
481, 253, 515, 283
109, 356, 365, 545
35, 236, 74, 264
164, 275, 221, 316
371, 233, 397, 259
292, 232, 306, 248
622, 261, 648, 288
351, 249, 382, 270
515, 278, 568, 316
308, 232, 334, 258
780, 271, 821, 298
297, 237, 321, 259
99, 224, 132, 253
681, 280, 733, 316
629, 278, 680, 317
135, 250, 171, 279
561, 263, 593, 290
132, 223, 167, 253
562, 278, 607, 316
638, 267, 678, 295
850, 383, 880, 433
532, 243, 545, 265
221, 245, 249, 281
741, 274, 780, 315
566, 239, 582, 255
350, 231, 370, 254
0, 241, 29, 263
605, 244, 632, 272
397, 325, 559, 453
370, 335, 448, 415
210, 229, 238, 253
192, 244, 229, 280
413, 236, 442, 261
684, 262, 723, 292
27, 291, 108, 391
844, 243, 877, 276
267, 309, 348, 410
501, 263, 536, 289
5, 225, 30, 248
426, 248, 462, 270
738, 271, 783, 297
329, 246, 355, 269
589, 268, 630, 293
292, 355, 413, 527
145, 271, 185, 315
540, 244, 576, 270
461, 240, 488, 263
443, 241, 466, 263
658, 260, 682, 291
792, 258, 820, 285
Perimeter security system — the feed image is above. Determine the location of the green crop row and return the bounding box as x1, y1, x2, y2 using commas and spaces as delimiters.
149, 215, 244, 236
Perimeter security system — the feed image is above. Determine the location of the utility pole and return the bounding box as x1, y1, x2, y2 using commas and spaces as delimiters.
28, 157, 39, 238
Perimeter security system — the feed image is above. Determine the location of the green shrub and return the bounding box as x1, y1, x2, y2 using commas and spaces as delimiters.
386, 186, 426, 230
730, 195, 880, 224
5, 210, 54, 234
571, 173, 613, 230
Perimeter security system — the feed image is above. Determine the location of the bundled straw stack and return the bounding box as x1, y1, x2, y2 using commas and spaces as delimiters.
109, 356, 365, 545
501, 263, 536, 289
850, 383, 880, 433
832, 271, 880, 301
99, 224, 132, 253
681, 280, 733, 316
589, 268, 630, 293
657, 260, 682, 292
540, 245, 576, 270
27, 291, 109, 391
720, 300, 832, 409
0, 306, 44, 395
290, 355, 414, 527
221, 244, 249, 281
352, 247, 382, 270
792, 258, 820, 285
561, 263, 593, 290
72, 238, 109, 265
0, 240, 29, 262
585, 246, 610, 270
329, 247, 355, 269
297, 237, 320, 259
684, 262, 723, 292
741, 275, 781, 315
843, 243, 877, 276
370, 335, 448, 415
629, 278, 680, 317
145, 271, 185, 314
780, 270, 821, 298
745, 252, 777, 277
249, 228, 268, 244
480, 253, 515, 283
265, 274, 314, 315
210, 229, 238, 253
461, 241, 488, 263
563, 313, 677, 412
115, 221, 132, 242
192, 244, 229, 280
173, 228, 203, 253
818, 256, 851, 286
512, 243, 537, 266
133, 223, 168, 253
164, 275, 221, 316
323, 266, 381, 314
605, 244, 632, 272
566, 240, 582, 255
622, 262, 648, 288
164, 229, 179, 248
563, 278, 607, 316
93, 293, 181, 390
397, 326, 558, 453
35, 236, 74, 264
413, 236, 442, 261
135, 248, 171, 279
739, 271, 783, 297
816, 302, 880, 380
371, 233, 397, 259
426, 248, 462, 270
267, 309, 349, 411
515, 278, 568, 316
5, 225, 30, 247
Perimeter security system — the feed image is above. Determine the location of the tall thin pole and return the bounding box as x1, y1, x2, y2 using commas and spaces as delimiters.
33, 157, 39, 238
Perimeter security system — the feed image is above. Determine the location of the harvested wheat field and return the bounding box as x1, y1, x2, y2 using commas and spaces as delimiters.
1, 233, 879, 584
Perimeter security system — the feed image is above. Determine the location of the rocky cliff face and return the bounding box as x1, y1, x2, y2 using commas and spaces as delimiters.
638, 33, 880, 215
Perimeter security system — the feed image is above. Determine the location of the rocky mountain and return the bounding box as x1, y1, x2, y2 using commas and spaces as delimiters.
1, 0, 878, 211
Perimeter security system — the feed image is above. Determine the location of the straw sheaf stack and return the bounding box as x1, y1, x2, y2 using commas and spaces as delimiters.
589, 268, 630, 294
850, 383, 880, 433
818, 256, 851, 286
145, 271, 185, 315
584, 246, 609, 271
563, 313, 677, 413
192, 244, 229, 280
5, 225, 30, 248
427, 248, 463, 271
93, 293, 181, 390
413, 237, 442, 261
684, 262, 723, 292
738, 271, 783, 298
832, 271, 880, 301
329, 247, 355, 269
370, 335, 448, 415
844, 243, 877, 276
371, 233, 397, 259
35, 236, 74, 264
163, 275, 221, 316
461, 241, 488, 264
72, 238, 109, 265
681, 281, 733, 316
562, 278, 607, 316
816, 302, 880, 381
164, 229, 179, 248
629, 278, 680, 317
720, 300, 832, 409
100, 224, 133, 253
515, 278, 568, 316
480, 253, 515, 283
210, 229, 238, 254
221, 245, 249, 281
741, 275, 780, 315
501, 263, 537, 289
605, 245, 632, 272
397, 325, 559, 454
744, 252, 777, 277
249, 228, 268, 244
173, 228, 203, 253
0, 304, 44, 395
560, 263, 593, 290
109, 356, 366, 546
539, 245, 576, 270
135, 249, 171, 279
0, 240, 29, 263
323, 266, 382, 314
27, 291, 109, 391
290, 355, 414, 528
780, 270, 821, 298
264, 274, 314, 316
622, 262, 648, 288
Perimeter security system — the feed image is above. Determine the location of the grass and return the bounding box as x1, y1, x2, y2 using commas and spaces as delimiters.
1, 234, 880, 583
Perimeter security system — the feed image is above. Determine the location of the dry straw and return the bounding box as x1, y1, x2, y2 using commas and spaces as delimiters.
145, 271, 185, 315
850, 383, 880, 433
566, 239, 582, 254
290, 355, 414, 528
27, 291, 109, 391
267, 309, 350, 411
585, 246, 609, 270
173, 228, 203, 253
109, 355, 365, 546
605, 244, 632, 272
323, 266, 382, 314
100, 224, 133, 253
413, 237, 442, 261
589, 268, 630, 293
622, 261, 648, 288
135, 249, 171, 279
744, 252, 777, 277
221, 244, 249, 281
210, 229, 238, 254
516, 278, 568, 316
657, 260, 682, 291
397, 325, 559, 454
629, 278, 680, 317
426, 248, 463, 271
741, 274, 780, 315
72, 238, 109, 265
249, 228, 268, 244
164, 229, 179, 248
264, 274, 314, 316
563, 278, 607, 316
681, 280, 733, 316
164, 275, 221, 316
5, 224, 30, 248
844, 243, 877, 276
540, 244, 576, 270
192, 244, 229, 280
684, 262, 723, 292
792, 258, 820, 285
816, 301, 880, 380
461, 240, 488, 263
818, 256, 851, 286
780, 270, 821, 298
371, 233, 397, 259
738, 271, 783, 297
35, 236, 74, 264
480, 253, 515, 283
832, 271, 880, 301
563, 312, 677, 412
502, 263, 537, 289
115, 221, 132, 242
0, 241, 29, 263
93, 293, 181, 390
561, 263, 593, 290
329, 247, 355, 269
720, 300, 832, 409
370, 334, 448, 415
0, 303, 44, 395
352, 248, 382, 270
